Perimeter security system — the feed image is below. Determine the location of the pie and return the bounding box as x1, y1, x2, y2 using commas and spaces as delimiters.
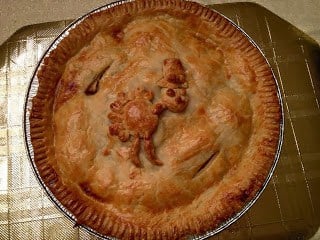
29, 0, 281, 239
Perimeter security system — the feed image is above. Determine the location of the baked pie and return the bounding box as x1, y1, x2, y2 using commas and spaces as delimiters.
29, 0, 281, 239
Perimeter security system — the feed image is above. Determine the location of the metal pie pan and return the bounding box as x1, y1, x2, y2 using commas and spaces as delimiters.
23, 0, 284, 239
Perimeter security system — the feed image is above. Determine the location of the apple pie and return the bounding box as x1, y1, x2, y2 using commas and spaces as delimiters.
29, 0, 281, 239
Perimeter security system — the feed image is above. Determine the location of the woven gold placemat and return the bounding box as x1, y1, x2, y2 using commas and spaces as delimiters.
0, 3, 319, 239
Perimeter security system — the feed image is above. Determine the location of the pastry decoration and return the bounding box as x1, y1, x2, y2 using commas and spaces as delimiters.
108, 88, 163, 167
108, 58, 189, 167
157, 58, 189, 112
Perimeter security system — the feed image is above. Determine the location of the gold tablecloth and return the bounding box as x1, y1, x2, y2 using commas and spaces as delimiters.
0, 3, 320, 239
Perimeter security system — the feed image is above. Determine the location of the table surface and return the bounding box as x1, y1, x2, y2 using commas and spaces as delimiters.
0, 0, 320, 45
0, 1, 320, 240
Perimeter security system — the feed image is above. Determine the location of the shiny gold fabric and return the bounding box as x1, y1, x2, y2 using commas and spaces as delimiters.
0, 3, 319, 239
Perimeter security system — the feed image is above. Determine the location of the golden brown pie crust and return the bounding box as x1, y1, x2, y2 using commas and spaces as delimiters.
30, 0, 281, 239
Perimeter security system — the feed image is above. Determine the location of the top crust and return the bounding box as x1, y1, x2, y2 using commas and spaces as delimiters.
29, 0, 281, 239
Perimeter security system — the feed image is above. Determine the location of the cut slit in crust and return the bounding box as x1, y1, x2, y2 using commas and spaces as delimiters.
192, 151, 220, 178
85, 65, 111, 95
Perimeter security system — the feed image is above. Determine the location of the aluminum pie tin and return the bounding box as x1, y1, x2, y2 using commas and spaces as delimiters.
23, 0, 284, 239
